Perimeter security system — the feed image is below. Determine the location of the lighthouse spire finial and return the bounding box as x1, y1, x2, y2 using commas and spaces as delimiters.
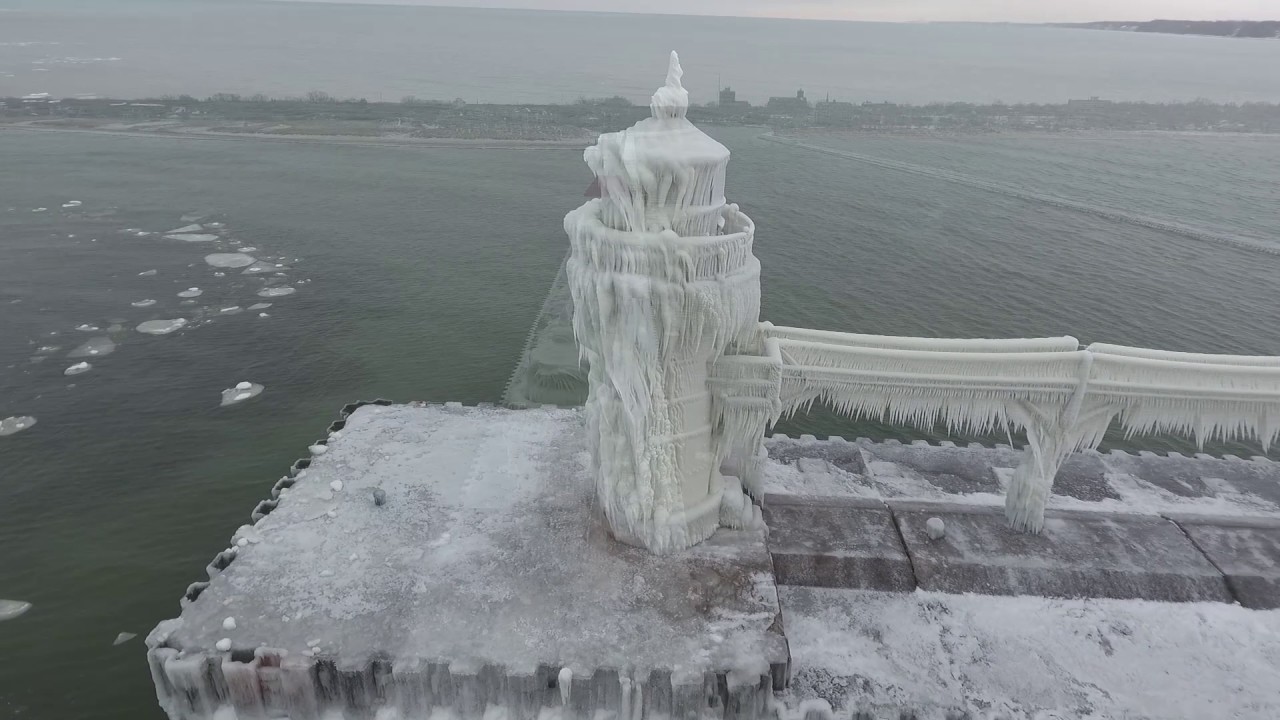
650, 50, 689, 119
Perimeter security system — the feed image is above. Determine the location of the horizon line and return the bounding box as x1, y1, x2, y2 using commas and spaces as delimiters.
257, 1, 1280, 26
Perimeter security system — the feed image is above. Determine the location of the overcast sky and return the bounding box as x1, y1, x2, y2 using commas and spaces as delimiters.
280, 0, 1277, 23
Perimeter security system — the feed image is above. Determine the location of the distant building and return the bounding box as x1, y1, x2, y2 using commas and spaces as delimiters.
717, 86, 750, 109
767, 89, 810, 115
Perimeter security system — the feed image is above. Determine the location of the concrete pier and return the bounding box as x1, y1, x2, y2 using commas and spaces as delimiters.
149, 404, 1280, 719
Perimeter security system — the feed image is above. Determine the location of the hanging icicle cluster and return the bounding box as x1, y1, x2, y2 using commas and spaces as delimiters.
710, 327, 1280, 534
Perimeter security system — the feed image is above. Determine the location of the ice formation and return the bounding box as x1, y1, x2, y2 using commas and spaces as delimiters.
177, 287, 203, 298
257, 287, 295, 298
0, 599, 32, 620
204, 253, 255, 269
113, 632, 136, 646
165, 233, 219, 243
68, 336, 116, 358
0, 416, 36, 437
131, 299, 157, 308
64, 361, 92, 376
566, 52, 762, 553
137, 319, 187, 335
138, 269, 158, 277
220, 382, 263, 407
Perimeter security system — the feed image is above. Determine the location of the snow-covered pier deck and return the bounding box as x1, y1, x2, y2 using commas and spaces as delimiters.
148, 403, 1280, 719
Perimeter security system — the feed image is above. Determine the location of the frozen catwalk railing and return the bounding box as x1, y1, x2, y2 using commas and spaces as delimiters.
711, 322, 1280, 532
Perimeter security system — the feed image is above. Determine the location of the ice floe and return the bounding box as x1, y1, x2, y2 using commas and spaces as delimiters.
204, 253, 255, 269
68, 337, 116, 358
112, 632, 136, 646
247, 303, 271, 311
32, 207, 47, 213
257, 286, 295, 298
164, 233, 219, 243
219, 306, 242, 315
64, 361, 92, 376
138, 269, 157, 277
137, 318, 187, 335
238, 246, 258, 252
0, 599, 32, 620
131, 299, 156, 308
62, 200, 81, 208
241, 261, 285, 275
220, 381, 263, 406
166, 224, 203, 234
180, 212, 208, 222
0, 416, 36, 437
176, 287, 203, 298
75, 324, 100, 332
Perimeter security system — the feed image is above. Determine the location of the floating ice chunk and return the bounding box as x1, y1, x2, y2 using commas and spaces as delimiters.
309, 444, 327, 456
62, 200, 82, 208
222, 617, 236, 631
180, 212, 208, 222
0, 416, 36, 437
204, 253, 255, 269
238, 246, 257, 252
131, 299, 156, 308
329, 480, 343, 492
0, 599, 33, 620
926, 517, 946, 540
137, 318, 186, 335
137, 269, 157, 277
68, 336, 116, 357
176, 287, 202, 298
64, 361, 91, 376
206, 222, 225, 228
166, 224, 203, 233
32, 207, 47, 213
112, 632, 136, 646
215, 638, 231, 652
257, 286, 295, 298
35, 345, 58, 354
242, 261, 286, 275
75, 323, 99, 332
247, 303, 271, 311
164, 233, 219, 243
219, 306, 242, 315
220, 382, 263, 406
258, 313, 270, 318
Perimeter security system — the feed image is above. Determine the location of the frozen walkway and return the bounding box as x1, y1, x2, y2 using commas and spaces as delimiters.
148, 405, 1280, 719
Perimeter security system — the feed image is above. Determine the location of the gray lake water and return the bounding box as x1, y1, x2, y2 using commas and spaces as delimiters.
3, 125, 1280, 718
4, 2, 1280, 717
3, 0, 1280, 104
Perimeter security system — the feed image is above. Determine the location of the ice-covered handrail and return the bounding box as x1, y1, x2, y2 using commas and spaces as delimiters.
758, 322, 1080, 354
711, 333, 1280, 533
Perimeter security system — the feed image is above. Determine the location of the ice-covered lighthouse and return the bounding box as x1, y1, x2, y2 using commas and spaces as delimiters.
565, 52, 764, 553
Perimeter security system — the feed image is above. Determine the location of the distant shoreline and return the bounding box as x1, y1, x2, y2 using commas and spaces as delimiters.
1053, 19, 1280, 40
0, 122, 586, 150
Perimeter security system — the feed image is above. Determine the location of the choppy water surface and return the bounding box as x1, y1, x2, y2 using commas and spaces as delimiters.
3, 126, 1280, 717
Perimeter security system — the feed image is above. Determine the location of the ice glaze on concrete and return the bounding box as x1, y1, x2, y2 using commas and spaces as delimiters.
781, 586, 1280, 719
148, 404, 787, 720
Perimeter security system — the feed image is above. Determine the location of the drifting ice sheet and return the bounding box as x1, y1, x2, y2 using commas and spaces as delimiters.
137, 319, 187, 335
0, 416, 36, 436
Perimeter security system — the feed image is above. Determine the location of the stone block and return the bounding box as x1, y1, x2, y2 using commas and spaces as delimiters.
764, 496, 915, 591
1180, 521, 1280, 609
895, 507, 1231, 602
